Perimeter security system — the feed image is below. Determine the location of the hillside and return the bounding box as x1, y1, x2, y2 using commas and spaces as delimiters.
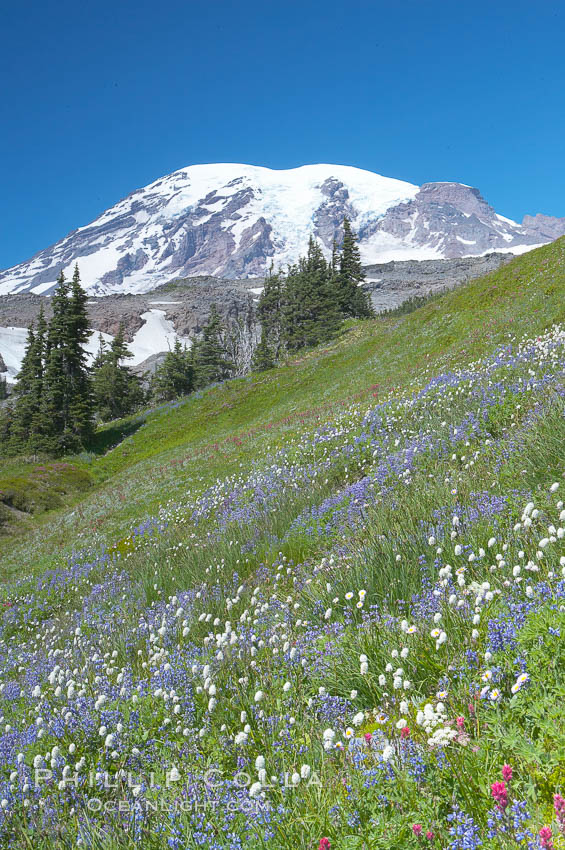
0, 238, 564, 849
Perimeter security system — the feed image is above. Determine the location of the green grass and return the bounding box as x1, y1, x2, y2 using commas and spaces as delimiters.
0, 459, 93, 535
1, 237, 564, 574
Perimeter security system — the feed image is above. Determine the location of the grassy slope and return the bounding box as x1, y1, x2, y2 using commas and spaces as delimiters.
0, 239, 564, 848
1, 238, 564, 579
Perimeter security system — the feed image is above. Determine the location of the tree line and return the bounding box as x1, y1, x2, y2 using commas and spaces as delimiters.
0, 278, 237, 456
0, 218, 371, 457
255, 216, 372, 367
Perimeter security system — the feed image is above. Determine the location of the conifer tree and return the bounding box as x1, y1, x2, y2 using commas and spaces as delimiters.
69, 264, 90, 345
0, 403, 13, 451
337, 217, 374, 318
257, 267, 284, 357
9, 318, 46, 454
193, 306, 233, 389
0, 377, 7, 402
282, 237, 341, 352
151, 339, 194, 402
329, 238, 339, 277
67, 265, 94, 441
41, 273, 71, 451
92, 324, 144, 420
91, 333, 108, 374
5, 306, 48, 455
251, 328, 275, 372
307, 238, 342, 343
42, 269, 93, 453
26, 306, 48, 455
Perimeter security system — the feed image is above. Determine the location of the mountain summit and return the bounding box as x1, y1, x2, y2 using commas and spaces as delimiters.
2, 163, 564, 296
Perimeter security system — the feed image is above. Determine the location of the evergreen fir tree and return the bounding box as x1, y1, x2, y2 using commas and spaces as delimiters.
257, 267, 284, 357
41, 273, 71, 452
151, 339, 194, 402
337, 217, 374, 318
0, 376, 7, 401
9, 322, 41, 453
67, 265, 94, 441
0, 403, 13, 452
42, 269, 93, 453
6, 305, 50, 454
251, 328, 275, 372
282, 237, 341, 352
329, 238, 339, 277
92, 324, 144, 420
14, 323, 37, 396
69, 264, 91, 345
27, 307, 48, 454
193, 306, 233, 389
91, 333, 108, 373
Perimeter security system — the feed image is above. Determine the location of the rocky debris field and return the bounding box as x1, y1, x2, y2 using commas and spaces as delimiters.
0, 253, 514, 357
364, 252, 513, 311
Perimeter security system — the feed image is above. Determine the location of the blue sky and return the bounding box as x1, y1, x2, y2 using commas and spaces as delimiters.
1, 0, 564, 269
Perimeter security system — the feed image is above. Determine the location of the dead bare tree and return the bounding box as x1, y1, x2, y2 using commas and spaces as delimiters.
223, 297, 260, 377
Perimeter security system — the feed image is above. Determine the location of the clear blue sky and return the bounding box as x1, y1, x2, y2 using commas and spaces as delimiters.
1, 0, 564, 269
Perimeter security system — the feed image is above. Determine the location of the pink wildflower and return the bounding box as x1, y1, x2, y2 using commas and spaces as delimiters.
400, 726, 410, 739
318, 839, 331, 850
554, 794, 565, 833
412, 824, 423, 837
426, 831, 434, 841
456, 716, 465, 729
501, 764, 513, 783
539, 826, 554, 850
364, 733, 372, 743
491, 780, 508, 810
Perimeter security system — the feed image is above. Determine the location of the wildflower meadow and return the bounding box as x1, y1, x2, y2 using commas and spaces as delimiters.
0, 240, 565, 848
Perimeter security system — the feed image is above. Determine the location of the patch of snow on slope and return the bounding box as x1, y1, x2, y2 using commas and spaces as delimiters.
0, 328, 114, 382
496, 213, 520, 226
128, 309, 191, 366
359, 229, 444, 264
62, 244, 124, 286
31, 281, 58, 295
0, 312, 194, 380
0, 327, 29, 382
479, 242, 547, 257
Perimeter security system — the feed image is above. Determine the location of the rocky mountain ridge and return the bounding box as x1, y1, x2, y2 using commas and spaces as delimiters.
1, 164, 563, 296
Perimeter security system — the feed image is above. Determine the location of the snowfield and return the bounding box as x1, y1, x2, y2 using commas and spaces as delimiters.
128, 309, 191, 366
0, 309, 190, 382
0, 327, 29, 382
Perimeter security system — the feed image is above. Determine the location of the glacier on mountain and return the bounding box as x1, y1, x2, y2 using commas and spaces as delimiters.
1, 163, 564, 296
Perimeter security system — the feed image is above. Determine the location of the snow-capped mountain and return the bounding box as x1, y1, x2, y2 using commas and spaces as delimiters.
2, 163, 564, 296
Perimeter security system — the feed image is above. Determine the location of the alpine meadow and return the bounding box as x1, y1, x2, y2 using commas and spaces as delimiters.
0, 232, 564, 849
